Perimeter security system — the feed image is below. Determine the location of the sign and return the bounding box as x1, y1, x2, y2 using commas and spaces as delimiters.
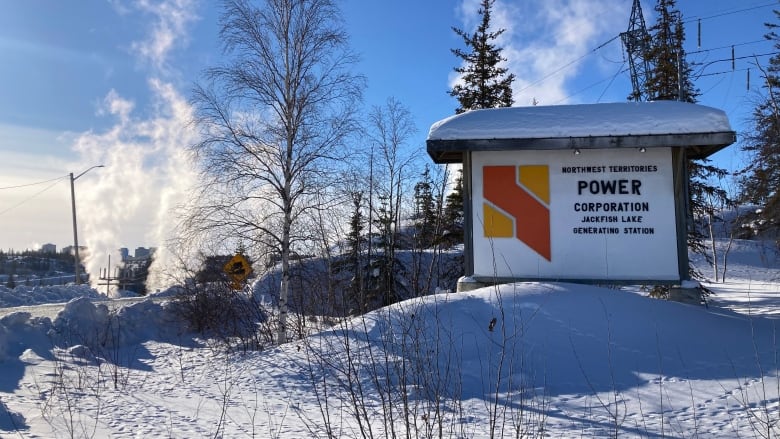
223, 253, 252, 289
472, 147, 679, 281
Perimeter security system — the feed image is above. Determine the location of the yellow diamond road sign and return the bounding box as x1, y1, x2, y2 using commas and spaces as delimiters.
223, 253, 251, 286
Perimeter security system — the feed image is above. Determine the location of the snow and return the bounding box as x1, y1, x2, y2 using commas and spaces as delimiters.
0, 239, 779, 437
427, 101, 733, 141
0, 284, 147, 309
0, 284, 106, 308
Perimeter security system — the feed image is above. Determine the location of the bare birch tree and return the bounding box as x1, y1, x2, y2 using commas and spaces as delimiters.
364, 98, 418, 308
189, 0, 362, 344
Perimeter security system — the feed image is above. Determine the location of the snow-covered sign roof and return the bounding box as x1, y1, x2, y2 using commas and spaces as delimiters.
427, 101, 736, 163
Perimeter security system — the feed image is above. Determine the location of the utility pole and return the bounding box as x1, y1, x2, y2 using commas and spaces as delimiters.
70, 165, 104, 285
98, 253, 121, 295
69, 173, 79, 284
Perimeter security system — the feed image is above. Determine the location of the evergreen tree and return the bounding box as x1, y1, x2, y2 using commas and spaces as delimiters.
644, 0, 729, 267
368, 196, 399, 307
738, 8, 780, 236
449, 0, 515, 114
413, 165, 438, 248
346, 192, 365, 267
447, 0, 514, 251
441, 168, 464, 247
644, 0, 697, 102
5, 261, 16, 289
345, 191, 365, 311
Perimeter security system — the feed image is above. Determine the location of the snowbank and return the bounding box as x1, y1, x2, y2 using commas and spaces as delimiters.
0, 284, 106, 308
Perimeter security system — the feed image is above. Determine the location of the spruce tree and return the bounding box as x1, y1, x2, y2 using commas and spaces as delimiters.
346, 192, 365, 267
450, 0, 515, 114
645, 0, 697, 102
368, 196, 399, 307
413, 165, 438, 249
738, 8, 780, 236
345, 191, 365, 312
6, 261, 16, 289
447, 0, 514, 251
442, 168, 464, 247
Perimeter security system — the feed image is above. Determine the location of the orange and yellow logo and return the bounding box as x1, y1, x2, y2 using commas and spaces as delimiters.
483, 165, 551, 261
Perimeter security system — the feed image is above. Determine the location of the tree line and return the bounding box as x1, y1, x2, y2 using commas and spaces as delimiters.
0, 249, 78, 288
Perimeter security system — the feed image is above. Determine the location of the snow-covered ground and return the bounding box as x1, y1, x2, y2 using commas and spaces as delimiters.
1, 239, 779, 437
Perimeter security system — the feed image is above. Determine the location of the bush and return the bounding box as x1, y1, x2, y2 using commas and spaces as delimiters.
172, 282, 267, 351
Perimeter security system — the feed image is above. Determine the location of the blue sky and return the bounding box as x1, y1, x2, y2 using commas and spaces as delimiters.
0, 0, 776, 256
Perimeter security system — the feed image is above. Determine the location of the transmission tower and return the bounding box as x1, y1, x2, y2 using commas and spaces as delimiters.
621, 0, 652, 101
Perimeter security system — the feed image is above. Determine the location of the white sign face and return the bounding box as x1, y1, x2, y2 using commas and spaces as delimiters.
471, 147, 679, 281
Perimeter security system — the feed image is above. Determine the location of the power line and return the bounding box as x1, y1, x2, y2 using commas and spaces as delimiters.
516, 35, 621, 95
597, 63, 629, 103
698, 67, 751, 79
554, 65, 630, 105
0, 176, 67, 217
0, 175, 69, 191
694, 51, 780, 78
683, 2, 776, 24
689, 39, 769, 56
